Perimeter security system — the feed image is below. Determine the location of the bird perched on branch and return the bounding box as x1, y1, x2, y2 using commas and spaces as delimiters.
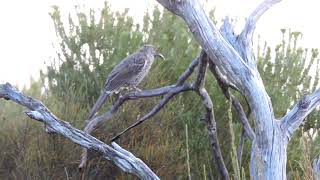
87, 45, 165, 120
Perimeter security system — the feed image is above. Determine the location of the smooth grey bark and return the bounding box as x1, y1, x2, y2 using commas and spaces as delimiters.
155, 0, 320, 179
0, 83, 159, 180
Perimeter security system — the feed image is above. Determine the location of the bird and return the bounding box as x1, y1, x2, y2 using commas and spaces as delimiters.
87, 45, 164, 120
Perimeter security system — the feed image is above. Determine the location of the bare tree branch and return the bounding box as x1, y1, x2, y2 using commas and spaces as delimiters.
157, 0, 254, 90
200, 88, 229, 180
219, 17, 237, 48
79, 85, 187, 168
79, 57, 200, 168
237, 129, 245, 169
219, 0, 282, 69
85, 57, 199, 135
238, 0, 282, 68
237, 108, 251, 169
280, 89, 320, 139
208, 61, 255, 140
0, 83, 159, 180
176, 57, 199, 85
110, 83, 194, 142
194, 51, 207, 88
155, 0, 318, 179
84, 85, 189, 134
194, 51, 230, 180
241, 0, 282, 45
155, 2, 276, 141
109, 50, 230, 179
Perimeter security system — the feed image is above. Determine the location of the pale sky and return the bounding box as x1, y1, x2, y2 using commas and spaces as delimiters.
0, 0, 319, 88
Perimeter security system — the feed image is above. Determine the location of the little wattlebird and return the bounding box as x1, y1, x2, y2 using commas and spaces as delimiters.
87, 45, 165, 120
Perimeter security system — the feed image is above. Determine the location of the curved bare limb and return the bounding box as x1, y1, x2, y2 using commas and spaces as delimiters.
280, 89, 320, 139
0, 83, 159, 180
241, 0, 282, 45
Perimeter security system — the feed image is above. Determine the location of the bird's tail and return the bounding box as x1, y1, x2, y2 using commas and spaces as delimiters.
87, 91, 110, 120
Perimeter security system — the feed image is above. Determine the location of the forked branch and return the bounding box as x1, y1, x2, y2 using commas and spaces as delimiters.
208, 61, 255, 140
241, 0, 282, 44
0, 83, 159, 180
79, 57, 200, 168
194, 52, 230, 179
108, 57, 201, 141
110, 83, 194, 142
109, 51, 229, 179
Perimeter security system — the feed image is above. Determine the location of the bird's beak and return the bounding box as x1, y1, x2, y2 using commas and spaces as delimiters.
157, 53, 165, 60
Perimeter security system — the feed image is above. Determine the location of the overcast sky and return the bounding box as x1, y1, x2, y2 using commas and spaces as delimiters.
0, 0, 319, 88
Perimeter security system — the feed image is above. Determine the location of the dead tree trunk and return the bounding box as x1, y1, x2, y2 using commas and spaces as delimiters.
155, 0, 320, 179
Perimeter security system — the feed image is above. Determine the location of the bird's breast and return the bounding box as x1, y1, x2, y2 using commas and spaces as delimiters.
133, 58, 154, 85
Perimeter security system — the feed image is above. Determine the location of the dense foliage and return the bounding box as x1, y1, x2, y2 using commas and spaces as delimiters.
0, 2, 319, 179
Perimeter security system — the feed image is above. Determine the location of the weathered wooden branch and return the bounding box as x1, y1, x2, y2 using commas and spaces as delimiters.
280, 89, 320, 139
208, 61, 255, 140
241, 0, 282, 45
79, 57, 200, 168
107, 57, 201, 142
0, 83, 159, 180
237, 129, 245, 169
219, 0, 282, 71
158, 0, 261, 89
237, 108, 252, 169
194, 52, 230, 179
155, 2, 276, 142
110, 83, 194, 142
84, 57, 199, 135
154, 0, 320, 179
109, 51, 230, 179
79, 85, 187, 168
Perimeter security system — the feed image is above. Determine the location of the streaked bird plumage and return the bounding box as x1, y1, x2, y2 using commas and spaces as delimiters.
87, 45, 164, 120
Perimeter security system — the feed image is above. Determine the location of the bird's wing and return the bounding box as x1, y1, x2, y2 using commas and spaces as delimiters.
104, 54, 146, 91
